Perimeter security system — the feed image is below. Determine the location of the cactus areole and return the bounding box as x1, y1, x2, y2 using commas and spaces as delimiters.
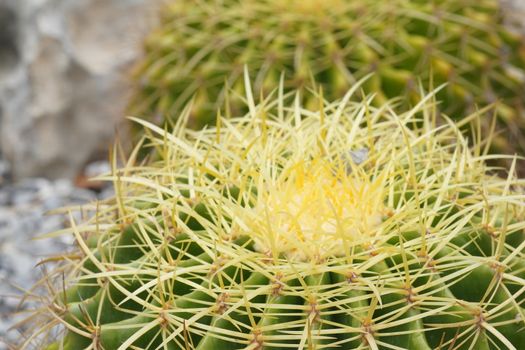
27, 85, 525, 349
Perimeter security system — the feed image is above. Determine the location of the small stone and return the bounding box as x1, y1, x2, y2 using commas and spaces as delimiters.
349, 148, 369, 165
84, 160, 111, 178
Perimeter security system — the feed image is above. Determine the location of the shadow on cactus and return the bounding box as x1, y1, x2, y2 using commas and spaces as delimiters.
22, 81, 525, 349
130, 0, 525, 157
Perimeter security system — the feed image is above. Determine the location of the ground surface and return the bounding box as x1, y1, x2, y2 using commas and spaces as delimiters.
0, 160, 112, 348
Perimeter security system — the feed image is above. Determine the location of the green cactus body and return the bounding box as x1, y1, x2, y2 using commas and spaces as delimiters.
130, 0, 525, 159
24, 85, 525, 349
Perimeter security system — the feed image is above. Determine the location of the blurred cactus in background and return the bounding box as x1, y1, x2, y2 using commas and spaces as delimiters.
130, 0, 524, 162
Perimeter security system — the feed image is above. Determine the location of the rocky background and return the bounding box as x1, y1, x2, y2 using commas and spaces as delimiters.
0, 0, 161, 180
0, 0, 524, 348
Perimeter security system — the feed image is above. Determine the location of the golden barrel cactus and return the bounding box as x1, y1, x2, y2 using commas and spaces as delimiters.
21, 82, 525, 349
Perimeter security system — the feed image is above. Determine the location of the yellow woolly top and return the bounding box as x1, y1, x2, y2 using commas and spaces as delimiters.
253, 158, 385, 261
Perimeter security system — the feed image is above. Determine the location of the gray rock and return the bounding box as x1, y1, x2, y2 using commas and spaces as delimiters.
0, 0, 162, 180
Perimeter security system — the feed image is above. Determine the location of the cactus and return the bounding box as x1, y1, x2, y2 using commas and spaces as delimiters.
22, 82, 525, 349
130, 0, 525, 156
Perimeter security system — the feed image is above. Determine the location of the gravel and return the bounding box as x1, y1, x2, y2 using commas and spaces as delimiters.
0, 160, 113, 348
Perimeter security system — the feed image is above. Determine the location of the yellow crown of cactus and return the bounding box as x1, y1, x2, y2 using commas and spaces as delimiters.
23, 80, 525, 349
130, 0, 525, 157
